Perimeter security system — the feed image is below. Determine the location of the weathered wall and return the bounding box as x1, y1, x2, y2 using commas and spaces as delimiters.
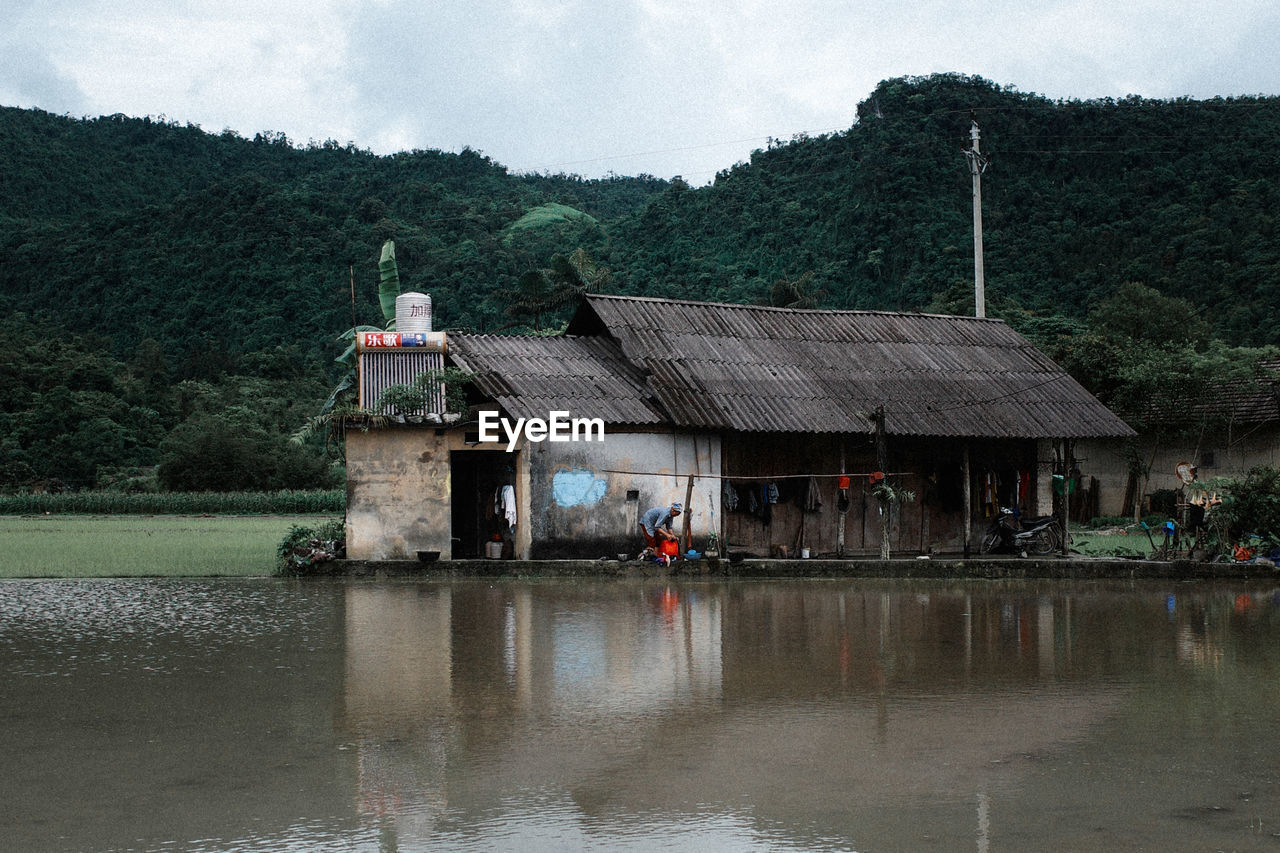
524, 431, 722, 559
345, 427, 454, 560
1078, 425, 1280, 518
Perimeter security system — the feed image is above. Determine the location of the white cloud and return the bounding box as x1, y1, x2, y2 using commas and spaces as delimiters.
1, 0, 1278, 179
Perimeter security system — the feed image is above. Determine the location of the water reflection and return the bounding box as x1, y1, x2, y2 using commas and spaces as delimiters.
3, 578, 1280, 851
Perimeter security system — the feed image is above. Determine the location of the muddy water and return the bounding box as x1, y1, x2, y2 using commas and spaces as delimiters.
2, 577, 1279, 851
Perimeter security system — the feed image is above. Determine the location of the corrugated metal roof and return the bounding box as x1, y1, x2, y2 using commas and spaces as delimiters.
566, 294, 1135, 439
1160, 358, 1280, 426
449, 333, 666, 425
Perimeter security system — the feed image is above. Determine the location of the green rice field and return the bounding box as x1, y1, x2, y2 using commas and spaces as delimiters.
0, 515, 341, 578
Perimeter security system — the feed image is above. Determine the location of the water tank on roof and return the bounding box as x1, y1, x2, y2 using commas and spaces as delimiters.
396, 292, 432, 334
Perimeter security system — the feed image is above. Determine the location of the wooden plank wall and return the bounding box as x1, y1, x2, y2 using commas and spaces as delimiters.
721, 433, 1041, 557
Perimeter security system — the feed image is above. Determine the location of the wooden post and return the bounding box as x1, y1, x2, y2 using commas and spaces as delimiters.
682, 474, 694, 551
1060, 438, 1074, 556
837, 439, 847, 557
962, 444, 972, 559
873, 406, 890, 560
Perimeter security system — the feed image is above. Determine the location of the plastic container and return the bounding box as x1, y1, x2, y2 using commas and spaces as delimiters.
396, 292, 432, 334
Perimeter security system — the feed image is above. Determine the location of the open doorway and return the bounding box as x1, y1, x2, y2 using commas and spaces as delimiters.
450, 451, 516, 558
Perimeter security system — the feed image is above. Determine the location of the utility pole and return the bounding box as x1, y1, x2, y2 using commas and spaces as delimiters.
964, 119, 989, 318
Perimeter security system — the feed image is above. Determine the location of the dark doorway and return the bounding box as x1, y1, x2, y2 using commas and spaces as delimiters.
450, 451, 516, 558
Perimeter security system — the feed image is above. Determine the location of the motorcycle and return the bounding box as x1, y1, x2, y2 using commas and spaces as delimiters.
980, 508, 1063, 556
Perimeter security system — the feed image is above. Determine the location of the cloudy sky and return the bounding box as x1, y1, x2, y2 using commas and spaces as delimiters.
3, 0, 1279, 183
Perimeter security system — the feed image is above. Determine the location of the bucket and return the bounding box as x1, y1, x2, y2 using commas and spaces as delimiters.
801, 548, 810, 559
659, 540, 679, 558
395, 292, 432, 334
485, 539, 503, 559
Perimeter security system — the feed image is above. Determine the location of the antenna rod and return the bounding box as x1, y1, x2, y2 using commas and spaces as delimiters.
349, 264, 358, 332
965, 120, 988, 318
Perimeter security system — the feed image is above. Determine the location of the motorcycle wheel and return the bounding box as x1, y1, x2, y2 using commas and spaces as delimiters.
1027, 527, 1057, 555
980, 531, 1001, 554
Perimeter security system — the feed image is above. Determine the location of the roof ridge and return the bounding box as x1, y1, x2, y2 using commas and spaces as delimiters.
585, 292, 1005, 322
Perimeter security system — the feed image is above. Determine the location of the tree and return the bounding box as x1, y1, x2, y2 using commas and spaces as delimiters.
158, 412, 332, 491
502, 249, 611, 331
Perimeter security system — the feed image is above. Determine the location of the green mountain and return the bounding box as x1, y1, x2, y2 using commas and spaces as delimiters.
605, 74, 1280, 344
3, 73, 1279, 490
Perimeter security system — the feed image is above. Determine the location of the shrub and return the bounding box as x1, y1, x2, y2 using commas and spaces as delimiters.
1202, 467, 1280, 550
0, 489, 344, 515
159, 413, 333, 492
276, 518, 346, 576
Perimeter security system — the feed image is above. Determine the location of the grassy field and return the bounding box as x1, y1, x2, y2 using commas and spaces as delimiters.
0, 515, 341, 578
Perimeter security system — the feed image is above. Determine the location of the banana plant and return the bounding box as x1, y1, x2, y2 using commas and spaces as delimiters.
293, 240, 403, 444
377, 239, 400, 327
334, 239, 401, 369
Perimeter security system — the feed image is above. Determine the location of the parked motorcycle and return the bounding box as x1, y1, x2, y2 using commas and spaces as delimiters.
980, 508, 1063, 556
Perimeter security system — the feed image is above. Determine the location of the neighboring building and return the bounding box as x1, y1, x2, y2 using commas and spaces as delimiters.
1077, 360, 1280, 518
345, 294, 1134, 560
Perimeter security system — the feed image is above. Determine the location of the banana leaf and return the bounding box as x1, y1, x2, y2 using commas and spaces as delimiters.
378, 240, 400, 327
334, 325, 383, 369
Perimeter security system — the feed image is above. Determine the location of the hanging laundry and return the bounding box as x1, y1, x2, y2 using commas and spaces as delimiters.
982, 471, 1000, 517
498, 484, 517, 529
767, 482, 780, 504
723, 480, 739, 512
803, 476, 823, 512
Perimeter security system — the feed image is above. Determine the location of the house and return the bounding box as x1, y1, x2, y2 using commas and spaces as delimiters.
344, 294, 1134, 561
1076, 359, 1280, 518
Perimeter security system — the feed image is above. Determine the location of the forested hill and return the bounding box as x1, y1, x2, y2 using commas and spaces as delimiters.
608, 75, 1280, 345
5, 73, 1280, 367
0, 106, 668, 375
4, 72, 1280, 491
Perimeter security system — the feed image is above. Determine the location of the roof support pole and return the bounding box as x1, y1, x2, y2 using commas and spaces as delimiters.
962, 444, 972, 559
837, 439, 847, 557
873, 406, 891, 560
1060, 438, 1074, 556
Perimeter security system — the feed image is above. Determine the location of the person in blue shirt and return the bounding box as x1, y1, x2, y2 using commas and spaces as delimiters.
638, 502, 682, 557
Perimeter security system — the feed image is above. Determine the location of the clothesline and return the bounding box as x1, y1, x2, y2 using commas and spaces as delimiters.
593, 469, 917, 481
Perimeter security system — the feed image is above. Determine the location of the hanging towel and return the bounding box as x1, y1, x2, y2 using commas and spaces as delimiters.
499, 484, 517, 529
803, 476, 823, 512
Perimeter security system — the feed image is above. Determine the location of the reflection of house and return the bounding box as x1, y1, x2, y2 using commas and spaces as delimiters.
336, 580, 1132, 850
345, 294, 1133, 560
1078, 360, 1280, 517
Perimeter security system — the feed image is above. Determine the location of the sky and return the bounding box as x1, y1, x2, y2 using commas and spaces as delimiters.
3, 0, 1279, 184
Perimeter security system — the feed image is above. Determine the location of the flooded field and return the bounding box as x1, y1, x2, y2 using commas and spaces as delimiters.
2, 577, 1278, 851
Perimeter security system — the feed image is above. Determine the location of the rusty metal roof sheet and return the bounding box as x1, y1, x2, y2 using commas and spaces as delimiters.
449, 333, 665, 425
565, 294, 1135, 439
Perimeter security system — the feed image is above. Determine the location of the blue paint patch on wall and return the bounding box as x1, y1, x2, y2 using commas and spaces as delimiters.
552, 468, 607, 507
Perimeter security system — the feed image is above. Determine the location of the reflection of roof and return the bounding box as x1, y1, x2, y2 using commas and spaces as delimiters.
449, 333, 665, 425
565, 294, 1134, 439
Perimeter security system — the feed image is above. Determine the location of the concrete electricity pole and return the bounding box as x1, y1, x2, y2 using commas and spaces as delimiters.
964, 119, 989, 318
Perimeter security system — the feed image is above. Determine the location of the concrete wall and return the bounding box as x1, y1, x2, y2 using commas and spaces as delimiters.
525, 431, 721, 559
345, 424, 720, 561
346, 427, 454, 560
1078, 424, 1280, 518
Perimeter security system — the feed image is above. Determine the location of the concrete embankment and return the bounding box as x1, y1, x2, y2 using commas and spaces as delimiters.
327, 557, 1278, 581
